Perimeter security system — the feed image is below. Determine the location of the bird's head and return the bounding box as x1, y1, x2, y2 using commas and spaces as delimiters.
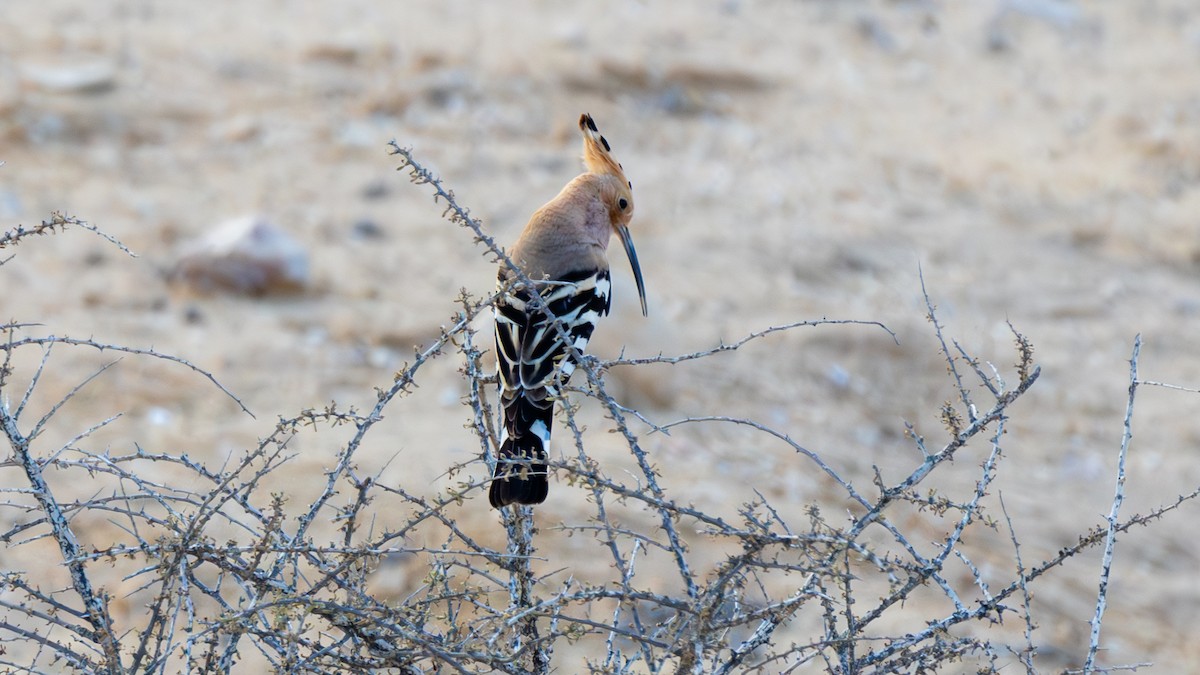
579, 113, 647, 316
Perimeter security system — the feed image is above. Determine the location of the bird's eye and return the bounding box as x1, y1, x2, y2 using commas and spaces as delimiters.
618, 198, 629, 211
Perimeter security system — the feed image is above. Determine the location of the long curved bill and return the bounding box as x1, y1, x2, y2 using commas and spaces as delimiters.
616, 224, 648, 317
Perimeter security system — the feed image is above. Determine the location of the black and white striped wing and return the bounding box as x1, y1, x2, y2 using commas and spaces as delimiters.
495, 269, 612, 395
489, 269, 611, 507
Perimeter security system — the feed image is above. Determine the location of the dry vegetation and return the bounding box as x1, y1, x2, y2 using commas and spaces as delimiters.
2, 159, 1196, 672
4, 1, 1200, 672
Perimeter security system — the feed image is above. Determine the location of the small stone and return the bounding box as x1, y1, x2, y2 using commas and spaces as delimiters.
171, 215, 310, 296
184, 304, 205, 324
145, 406, 174, 427
361, 180, 389, 200
302, 41, 363, 65
856, 15, 898, 52
211, 115, 261, 143
20, 61, 117, 94
825, 364, 852, 391
350, 219, 385, 240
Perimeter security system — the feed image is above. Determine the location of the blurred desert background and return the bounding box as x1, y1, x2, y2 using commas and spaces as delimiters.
3, 0, 1200, 671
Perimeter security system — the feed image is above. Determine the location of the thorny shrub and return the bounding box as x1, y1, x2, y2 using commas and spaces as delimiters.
0, 158, 1195, 674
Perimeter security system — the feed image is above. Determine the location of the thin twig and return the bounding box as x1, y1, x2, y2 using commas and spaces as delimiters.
1084, 335, 1140, 674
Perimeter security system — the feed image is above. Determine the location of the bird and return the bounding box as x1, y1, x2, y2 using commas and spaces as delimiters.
489, 113, 648, 508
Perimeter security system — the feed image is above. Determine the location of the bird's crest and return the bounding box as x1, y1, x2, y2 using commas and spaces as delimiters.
578, 113, 646, 316
579, 113, 632, 194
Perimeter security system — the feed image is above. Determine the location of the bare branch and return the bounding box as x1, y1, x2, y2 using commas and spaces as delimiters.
0, 145, 1190, 674
0, 212, 135, 258
1084, 335, 1140, 674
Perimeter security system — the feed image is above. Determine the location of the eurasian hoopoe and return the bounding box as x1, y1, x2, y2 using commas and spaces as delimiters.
489, 113, 647, 508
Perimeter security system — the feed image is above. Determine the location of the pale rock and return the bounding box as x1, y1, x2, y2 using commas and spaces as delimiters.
20, 61, 117, 94
171, 215, 310, 295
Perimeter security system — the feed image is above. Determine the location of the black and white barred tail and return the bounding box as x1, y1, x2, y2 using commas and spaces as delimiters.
489, 269, 612, 507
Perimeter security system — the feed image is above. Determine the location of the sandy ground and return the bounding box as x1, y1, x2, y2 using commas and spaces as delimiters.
3, 0, 1200, 671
